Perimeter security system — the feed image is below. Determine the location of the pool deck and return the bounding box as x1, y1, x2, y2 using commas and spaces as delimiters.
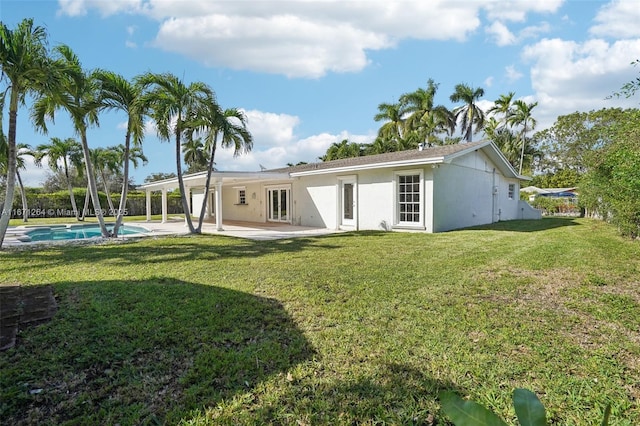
3, 218, 342, 246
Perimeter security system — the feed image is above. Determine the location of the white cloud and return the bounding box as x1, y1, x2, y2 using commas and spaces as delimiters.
522, 37, 640, 128
483, 0, 564, 22
58, 0, 564, 78
484, 76, 494, 87
505, 65, 523, 82
486, 21, 517, 46
19, 157, 49, 188
590, 0, 640, 38
125, 40, 137, 48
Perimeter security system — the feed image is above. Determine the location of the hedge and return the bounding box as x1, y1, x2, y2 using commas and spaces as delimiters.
1, 190, 183, 219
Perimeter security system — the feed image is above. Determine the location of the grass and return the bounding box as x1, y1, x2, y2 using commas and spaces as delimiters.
0, 217, 639, 425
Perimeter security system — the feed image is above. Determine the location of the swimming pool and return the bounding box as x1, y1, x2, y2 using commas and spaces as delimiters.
22, 224, 151, 242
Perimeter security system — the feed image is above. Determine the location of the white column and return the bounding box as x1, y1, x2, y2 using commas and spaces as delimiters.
215, 182, 223, 231
161, 188, 168, 223
145, 190, 151, 222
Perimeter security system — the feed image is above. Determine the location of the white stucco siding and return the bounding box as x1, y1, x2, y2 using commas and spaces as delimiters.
220, 182, 267, 222
292, 175, 337, 228
432, 153, 495, 232
354, 168, 395, 231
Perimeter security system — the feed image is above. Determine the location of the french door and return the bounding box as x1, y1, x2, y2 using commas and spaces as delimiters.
267, 187, 290, 222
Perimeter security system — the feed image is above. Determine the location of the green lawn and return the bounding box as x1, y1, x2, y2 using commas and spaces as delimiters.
1, 217, 639, 425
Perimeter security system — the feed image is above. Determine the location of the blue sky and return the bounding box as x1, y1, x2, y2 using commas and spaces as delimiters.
3, 0, 640, 186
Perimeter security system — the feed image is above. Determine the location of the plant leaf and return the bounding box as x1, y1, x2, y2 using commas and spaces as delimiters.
601, 403, 611, 426
513, 388, 547, 426
440, 391, 509, 426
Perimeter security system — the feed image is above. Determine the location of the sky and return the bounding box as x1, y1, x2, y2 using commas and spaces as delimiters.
2, 0, 640, 187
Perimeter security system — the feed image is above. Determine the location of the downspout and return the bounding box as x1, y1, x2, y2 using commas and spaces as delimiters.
491, 168, 496, 223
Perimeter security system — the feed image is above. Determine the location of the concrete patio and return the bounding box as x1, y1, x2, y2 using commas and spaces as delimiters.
140, 218, 342, 240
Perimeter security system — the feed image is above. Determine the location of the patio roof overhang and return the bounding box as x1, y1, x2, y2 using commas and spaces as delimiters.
138, 170, 292, 192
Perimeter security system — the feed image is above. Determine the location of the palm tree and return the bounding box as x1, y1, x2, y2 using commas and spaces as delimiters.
15, 144, 36, 222
321, 139, 362, 161
487, 92, 515, 125
449, 83, 486, 142
374, 102, 405, 150
95, 70, 146, 235
401, 79, 455, 146
507, 100, 538, 174
182, 137, 208, 173
0, 137, 33, 222
137, 72, 215, 233
0, 18, 54, 248
185, 98, 253, 233
90, 147, 121, 215
34, 137, 84, 220
32, 45, 109, 236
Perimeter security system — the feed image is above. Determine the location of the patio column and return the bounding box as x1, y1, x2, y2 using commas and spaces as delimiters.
161, 188, 168, 223
145, 189, 151, 222
215, 182, 223, 231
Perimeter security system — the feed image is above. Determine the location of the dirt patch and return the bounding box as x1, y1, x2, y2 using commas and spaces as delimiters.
0, 284, 57, 351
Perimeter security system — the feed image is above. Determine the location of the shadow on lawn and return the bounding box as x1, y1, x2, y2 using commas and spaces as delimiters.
0, 234, 342, 274
0, 279, 315, 425
465, 216, 580, 232
199, 361, 460, 424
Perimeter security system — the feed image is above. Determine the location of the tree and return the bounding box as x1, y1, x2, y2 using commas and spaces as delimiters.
34, 137, 84, 219
95, 70, 146, 235
182, 137, 208, 173
138, 72, 214, 233
374, 102, 405, 150
611, 59, 640, 99
0, 137, 34, 222
580, 109, 640, 237
33, 45, 109, 236
144, 172, 176, 183
449, 83, 486, 142
533, 108, 628, 175
508, 100, 538, 175
89, 147, 121, 215
321, 139, 363, 161
487, 91, 515, 124
400, 79, 454, 146
0, 18, 54, 248
185, 98, 253, 233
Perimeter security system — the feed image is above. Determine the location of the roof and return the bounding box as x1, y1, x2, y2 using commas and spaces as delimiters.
140, 140, 527, 191
269, 140, 526, 179
521, 186, 578, 194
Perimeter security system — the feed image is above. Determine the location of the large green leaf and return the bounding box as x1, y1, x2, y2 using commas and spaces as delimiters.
513, 388, 547, 426
440, 391, 508, 426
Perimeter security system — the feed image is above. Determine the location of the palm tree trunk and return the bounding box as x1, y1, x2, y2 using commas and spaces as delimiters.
100, 168, 116, 215
518, 124, 527, 175
79, 184, 90, 221
16, 170, 29, 223
80, 132, 109, 237
176, 129, 195, 233
113, 131, 131, 236
63, 158, 80, 221
0, 90, 19, 249
196, 136, 217, 233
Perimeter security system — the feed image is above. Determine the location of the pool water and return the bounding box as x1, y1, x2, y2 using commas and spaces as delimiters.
25, 224, 150, 242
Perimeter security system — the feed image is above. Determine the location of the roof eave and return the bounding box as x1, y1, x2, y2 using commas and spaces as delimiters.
289, 157, 445, 177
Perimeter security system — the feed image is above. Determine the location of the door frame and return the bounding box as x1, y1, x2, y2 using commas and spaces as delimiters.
265, 185, 292, 223
338, 175, 358, 230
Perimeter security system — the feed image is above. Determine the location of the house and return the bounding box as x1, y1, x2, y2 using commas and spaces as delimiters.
520, 186, 578, 202
139, 140, 541, 233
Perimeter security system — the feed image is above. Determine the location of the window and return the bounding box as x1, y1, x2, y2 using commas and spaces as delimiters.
237, 189, 247, 205
508, 183, 515, 200
397, 173, 421, 224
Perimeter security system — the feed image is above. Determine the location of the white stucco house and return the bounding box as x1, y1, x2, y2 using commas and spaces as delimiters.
139, 140, 541, 233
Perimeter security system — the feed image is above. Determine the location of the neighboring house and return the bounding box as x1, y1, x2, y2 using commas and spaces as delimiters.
140, 140, 541, 233
520, 186, 578, 202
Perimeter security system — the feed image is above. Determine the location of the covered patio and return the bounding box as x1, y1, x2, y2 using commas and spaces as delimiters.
138, 170, 291, 231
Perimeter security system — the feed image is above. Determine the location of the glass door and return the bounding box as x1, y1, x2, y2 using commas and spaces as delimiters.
267, 188, 290, 222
